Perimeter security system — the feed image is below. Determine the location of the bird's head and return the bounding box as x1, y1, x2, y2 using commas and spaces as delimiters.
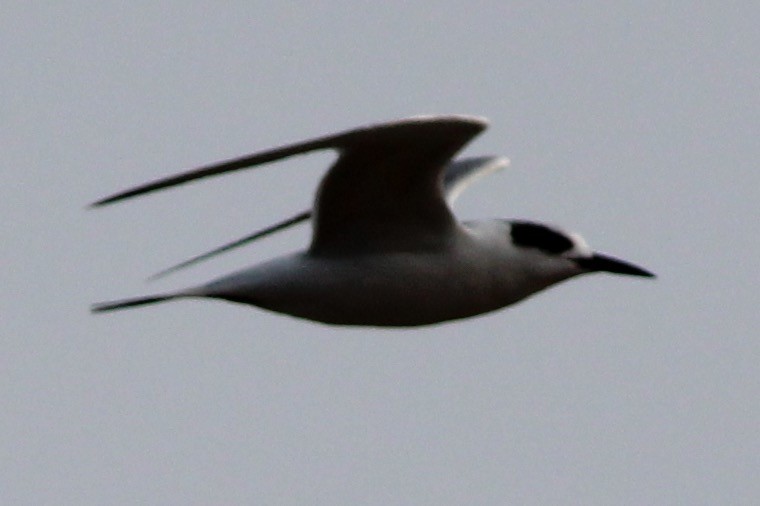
507, 220, 655, 283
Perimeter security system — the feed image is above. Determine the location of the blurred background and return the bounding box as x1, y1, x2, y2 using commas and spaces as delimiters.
3, 2, 758, 504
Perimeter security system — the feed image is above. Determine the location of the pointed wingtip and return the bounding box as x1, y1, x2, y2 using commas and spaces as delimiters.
88, 186, 155, 208
145, 210, 313, 281
88, 198, 110, 209
146, 264, 185, 282
88, 189, 143, 208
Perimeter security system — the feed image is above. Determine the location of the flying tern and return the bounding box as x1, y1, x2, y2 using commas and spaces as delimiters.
91, 115, 654, 326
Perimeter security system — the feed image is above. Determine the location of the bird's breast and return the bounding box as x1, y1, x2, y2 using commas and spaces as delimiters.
202, 243, 522, 326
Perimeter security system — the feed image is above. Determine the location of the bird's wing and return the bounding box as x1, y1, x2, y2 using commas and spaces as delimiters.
443, 156, 509, 205
308, 116, 487, 254
92, 114, 487, 253
147, 210, 312, 280
91, 115, 487, 208
148, 155, 508, 279
91, 129, 341, 207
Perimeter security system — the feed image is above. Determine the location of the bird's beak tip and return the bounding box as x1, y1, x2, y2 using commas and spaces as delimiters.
576, 253, 656, 279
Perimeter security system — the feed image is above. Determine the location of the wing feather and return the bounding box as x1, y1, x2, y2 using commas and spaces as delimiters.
148, 155, 507, 278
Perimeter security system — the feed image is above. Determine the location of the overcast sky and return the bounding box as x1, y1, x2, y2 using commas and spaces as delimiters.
3, 2, 759, 504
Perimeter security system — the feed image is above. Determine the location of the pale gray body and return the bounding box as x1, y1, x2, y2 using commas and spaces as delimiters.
91, 115, 654, 326
197, 220, 573, 326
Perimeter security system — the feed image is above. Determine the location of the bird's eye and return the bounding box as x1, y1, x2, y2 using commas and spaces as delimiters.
510, 221, 574, 254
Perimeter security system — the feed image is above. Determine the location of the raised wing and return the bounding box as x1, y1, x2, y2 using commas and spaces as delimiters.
443, 156, 509, 205
91, 115, 486, 208
92, 114, 488, 254
308, 116, 487, 254
149, 155, 508, 279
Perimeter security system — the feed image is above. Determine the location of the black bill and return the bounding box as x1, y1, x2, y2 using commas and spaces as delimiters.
575, 253, 656, 278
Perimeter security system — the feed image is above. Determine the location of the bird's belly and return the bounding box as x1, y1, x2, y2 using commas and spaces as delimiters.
204, 251, 511, 326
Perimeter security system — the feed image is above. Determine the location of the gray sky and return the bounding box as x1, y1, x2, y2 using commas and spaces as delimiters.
3, 2, 759, 504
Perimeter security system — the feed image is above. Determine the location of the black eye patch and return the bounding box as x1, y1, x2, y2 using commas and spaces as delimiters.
509, 221, 574, 254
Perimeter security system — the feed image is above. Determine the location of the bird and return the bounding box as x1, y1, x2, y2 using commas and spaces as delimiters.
91, 115, 654, 326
